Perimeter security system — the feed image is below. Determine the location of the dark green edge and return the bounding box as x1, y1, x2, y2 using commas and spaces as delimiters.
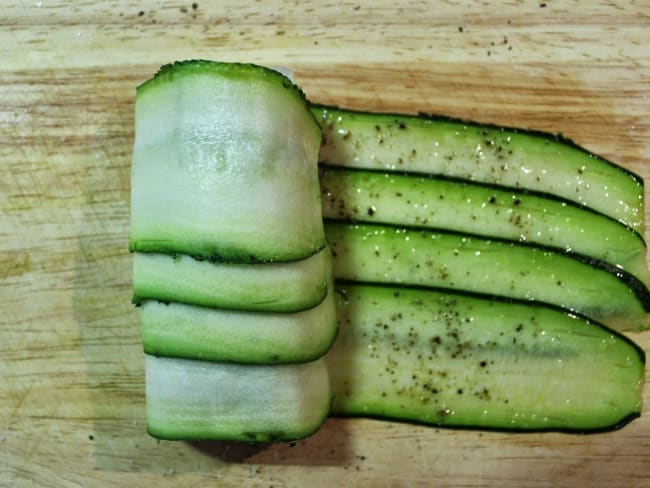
147, 391, 333, 442
140, 299, 340, 365
331, 283, 645, 434
128, 241, 328, 265
318, 163, 646, 247
311, 103, 645, 187
327, 412, 641, 435
137, 60, 321, 134
326, 220, 650, 312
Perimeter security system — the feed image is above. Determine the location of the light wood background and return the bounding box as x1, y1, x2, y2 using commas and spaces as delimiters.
2, 1, 650, 486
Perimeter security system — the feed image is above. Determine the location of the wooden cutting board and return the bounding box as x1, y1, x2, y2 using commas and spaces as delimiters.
2, 1, 650, 486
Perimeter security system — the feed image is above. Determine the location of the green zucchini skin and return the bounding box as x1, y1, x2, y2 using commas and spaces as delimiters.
327, 284, 644, 432
312, 104, 644, 234
320, 165, 648, 283
145, 354, 332, 441
132, 246, 331, 313
140, 286, 338, 364
131, 60, 324, 263
325, 222, 650, 329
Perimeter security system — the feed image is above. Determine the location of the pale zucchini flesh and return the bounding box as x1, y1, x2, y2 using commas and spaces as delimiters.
140, 286, 338, 364
320, 166, 648, 283
132, 246, 331, 313
327, 284, 644, 431
313, 105, 644, 234
131, 61, 324, 263
325, 222, 650, 329
146, 354, 332, 441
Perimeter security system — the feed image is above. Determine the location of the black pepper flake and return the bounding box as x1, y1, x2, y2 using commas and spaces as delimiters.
479, 360, 487, 368
89, 434, 94, 441
458, 26, 464, 33
180, 6, 188, 13
539, 2, 547, 7
367, 206, 376, 216
192, 2, 199, 9
289, 441, 297, 447
513, 198, 522, 206
398, 121, 407, 129
138, 10, 145, 16
488, 195, 496, 204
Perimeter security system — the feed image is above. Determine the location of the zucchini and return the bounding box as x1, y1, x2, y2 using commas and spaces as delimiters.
131, 61, 324, 263
320, 166, 648, 283
132, 246, 331, 313
140, 286, 337, 364
145, 354, 331, 441
313, 105, 644, 233
325, 222, 650, 329
327, 284, 645, 431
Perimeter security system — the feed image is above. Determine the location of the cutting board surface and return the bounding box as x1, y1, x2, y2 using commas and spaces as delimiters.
2, 1, 650, 487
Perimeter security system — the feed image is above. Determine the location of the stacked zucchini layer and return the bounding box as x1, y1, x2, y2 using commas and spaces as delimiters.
314, 105, 646, 431
131, 61, 334, 441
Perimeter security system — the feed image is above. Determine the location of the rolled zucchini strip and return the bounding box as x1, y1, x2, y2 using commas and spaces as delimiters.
146, 354, 332, 441
133, 246, 331, 313
140, 285, 337, 364
131, 61, 324, 263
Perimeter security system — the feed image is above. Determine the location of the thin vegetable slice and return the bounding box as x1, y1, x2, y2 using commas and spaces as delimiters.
327, 284, 645, 431
131, 61, 324, 263
140, 286, 337, 364
146, 354, 332, 441
132, 246, 331, 313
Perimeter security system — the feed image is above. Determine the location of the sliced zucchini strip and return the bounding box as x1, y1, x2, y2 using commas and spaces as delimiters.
131, 61, 324, 262
327, 284, 645, 431
146, 354, 332, 441
133, 246, 331, 313
140, 286, 337, 364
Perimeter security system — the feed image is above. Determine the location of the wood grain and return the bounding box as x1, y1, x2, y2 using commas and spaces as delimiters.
2, 1, 650, 486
